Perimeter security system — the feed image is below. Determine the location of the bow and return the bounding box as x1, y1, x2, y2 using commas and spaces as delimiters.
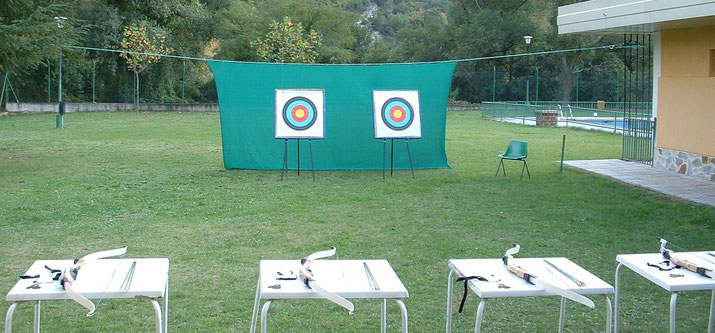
299, 247, 355, 313
60, 246, 128, 317
659, 238, 713, 279
503, 244, 595, 309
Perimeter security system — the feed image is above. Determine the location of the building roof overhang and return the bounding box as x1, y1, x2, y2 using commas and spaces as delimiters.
558, 0, 715, 34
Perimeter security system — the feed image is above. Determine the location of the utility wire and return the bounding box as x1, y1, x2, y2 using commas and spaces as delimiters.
64, 43, 641, 66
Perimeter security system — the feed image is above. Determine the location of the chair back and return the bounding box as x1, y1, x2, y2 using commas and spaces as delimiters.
504, 140, 527, 158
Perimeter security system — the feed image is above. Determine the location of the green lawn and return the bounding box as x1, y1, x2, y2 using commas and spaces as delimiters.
1, 111, 712, 332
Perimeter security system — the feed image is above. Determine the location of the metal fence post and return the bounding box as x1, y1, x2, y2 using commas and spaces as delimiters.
47, 60, 51, 103
92, 59, 96, 103
182, 60, 186, 101
492, 66, 496, 102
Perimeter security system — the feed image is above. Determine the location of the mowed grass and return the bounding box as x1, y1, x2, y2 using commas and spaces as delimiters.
0, 111, 712, 332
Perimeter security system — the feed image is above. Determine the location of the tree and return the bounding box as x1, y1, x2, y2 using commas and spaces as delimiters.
0, 0, 82, 110
119, 22, 173, 110
251, 17, 322, 63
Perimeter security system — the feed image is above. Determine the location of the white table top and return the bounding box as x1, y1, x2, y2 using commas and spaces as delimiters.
448, 258, 613, 298
259, 260, 408, 299
616, 251, 715, 292
7, 258, 169, 302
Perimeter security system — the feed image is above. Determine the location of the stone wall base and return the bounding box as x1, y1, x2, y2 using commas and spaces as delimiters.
654, 147, 715, 182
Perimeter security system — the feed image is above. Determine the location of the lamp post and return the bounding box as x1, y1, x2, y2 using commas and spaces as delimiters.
54, 16, 67, 129
524, 35, 532, 104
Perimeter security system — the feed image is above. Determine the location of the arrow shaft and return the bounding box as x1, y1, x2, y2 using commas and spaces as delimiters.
544, 259, 585, 287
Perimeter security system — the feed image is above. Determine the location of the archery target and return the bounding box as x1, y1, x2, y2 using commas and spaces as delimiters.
275, 89, 325, 139
373, 90, 421, 138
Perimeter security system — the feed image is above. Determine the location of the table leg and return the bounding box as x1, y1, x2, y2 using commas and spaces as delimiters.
260, 300, 272, 333
614, 263, 622, 333
149, 298, 163, 333
670, 292, 678, 333
605, 295, 612, 333
33, 301, 40, 333
164, 276, 169, 333
709, 290, 714, 333
446, 269, 454, 333
382, 299, 387, 333
395, 299, 408, 333
558, 297, 566, 333
5, 302, 19, 333
250, 276, 261, 333
474, 299, 487, 333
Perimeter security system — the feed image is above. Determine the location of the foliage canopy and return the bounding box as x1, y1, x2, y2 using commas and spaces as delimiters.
3, 0, 631, 104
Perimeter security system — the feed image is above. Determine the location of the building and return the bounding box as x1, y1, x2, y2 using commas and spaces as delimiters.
558, 0, 715, 181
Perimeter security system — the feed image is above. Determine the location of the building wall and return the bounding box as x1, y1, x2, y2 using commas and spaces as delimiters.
655, 25, 715, 181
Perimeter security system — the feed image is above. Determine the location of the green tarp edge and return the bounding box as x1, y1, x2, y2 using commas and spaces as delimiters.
208, 61, 456, 170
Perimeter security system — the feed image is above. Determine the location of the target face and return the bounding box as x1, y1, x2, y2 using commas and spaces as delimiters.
373, 90, 421, 138
381, 98, 414, 131
275, 89, 325, 139
283, 97, 317, 130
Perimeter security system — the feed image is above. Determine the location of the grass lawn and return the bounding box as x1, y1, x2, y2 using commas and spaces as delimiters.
0, 111, 713, 332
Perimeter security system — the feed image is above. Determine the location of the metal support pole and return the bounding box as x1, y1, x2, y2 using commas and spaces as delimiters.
382, 139, 386, 182
492, 66, 496, 102
92, 60, 96, 103
47, 60, 51, 103
297, 139, 300, 176
281, 139, 288, 181
390, 139, 394, 176
525, 79, 530, 104
309, 139, 315, 181
575, 72, 579, 102
2, 75, 7, 108
535, 67, 539, 103
560, 135, 566, 172
182, 60, 186, 101
58, 53, 62, 103
57, 52, 63, 129
406, 139, 415, 179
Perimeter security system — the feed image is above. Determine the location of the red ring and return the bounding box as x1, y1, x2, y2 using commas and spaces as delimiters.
291, 105, 309, 122
390, 106, 406, 122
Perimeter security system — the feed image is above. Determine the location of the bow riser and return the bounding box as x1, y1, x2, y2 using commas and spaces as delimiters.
59, 246, 128, 317
659, 238, 713, 279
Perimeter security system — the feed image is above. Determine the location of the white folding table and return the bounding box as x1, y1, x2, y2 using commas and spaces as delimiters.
614, 251, 715, 333
5, 258, 169, 333
446, 258, 614, 333
250, 259, 409, 333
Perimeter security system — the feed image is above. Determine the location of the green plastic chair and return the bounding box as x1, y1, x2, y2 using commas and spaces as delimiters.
495, 140, 530, 179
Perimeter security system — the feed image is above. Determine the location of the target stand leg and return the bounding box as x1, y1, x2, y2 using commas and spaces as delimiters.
390, 139, 394, 176
309, 139, 315, 181
406, 139, 415, 179
382, 139, 386, 182
297, 139, 300, 176
281, 139, 288, 181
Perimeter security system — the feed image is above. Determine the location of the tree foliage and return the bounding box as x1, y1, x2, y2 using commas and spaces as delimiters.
251, 17, 322, 63
119, 22, 173, 72
4, 0, 631, 104
0, 0, 84, 74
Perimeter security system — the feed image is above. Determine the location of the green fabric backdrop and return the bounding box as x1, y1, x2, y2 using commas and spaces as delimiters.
208, 61, 456, 170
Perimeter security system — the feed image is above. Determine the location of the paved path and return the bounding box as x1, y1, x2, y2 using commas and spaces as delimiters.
564, 159, 715, 207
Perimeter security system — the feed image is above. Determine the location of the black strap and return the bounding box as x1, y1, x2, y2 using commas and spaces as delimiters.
456, 276, 488, 313
20, 274, 39, 279
647, 261, 679, 271
45, 265, 62, 280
